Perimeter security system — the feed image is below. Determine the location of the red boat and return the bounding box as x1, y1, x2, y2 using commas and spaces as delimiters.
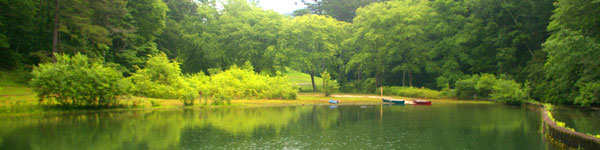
413, 100, 431, 105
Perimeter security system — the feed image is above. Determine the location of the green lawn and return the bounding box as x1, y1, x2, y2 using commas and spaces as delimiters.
283, 69, 322, 92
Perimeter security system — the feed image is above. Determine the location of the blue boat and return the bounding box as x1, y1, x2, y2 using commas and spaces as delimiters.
329, 100, 339, 104
382, 98, 405, 104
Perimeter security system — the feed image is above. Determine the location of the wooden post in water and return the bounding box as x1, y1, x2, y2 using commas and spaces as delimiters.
380, 87, 383, 120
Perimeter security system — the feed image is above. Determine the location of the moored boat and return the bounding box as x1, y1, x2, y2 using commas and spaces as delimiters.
413, 100, 432, 105
329, 100, 339, 104
382, 98, 405, 104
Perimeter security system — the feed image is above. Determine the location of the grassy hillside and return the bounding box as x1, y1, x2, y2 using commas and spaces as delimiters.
283, 69, 322, 92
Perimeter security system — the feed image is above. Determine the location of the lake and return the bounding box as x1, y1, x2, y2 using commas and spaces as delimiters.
0, 103, 559, 149
552, 106, 600, 136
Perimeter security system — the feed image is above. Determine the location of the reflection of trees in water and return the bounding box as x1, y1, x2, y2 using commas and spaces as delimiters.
552, 107, 600, 135
191, 106, 313, 135
0, 106, 327, 150
0, 110, 185, 150
0, 105, 550, 150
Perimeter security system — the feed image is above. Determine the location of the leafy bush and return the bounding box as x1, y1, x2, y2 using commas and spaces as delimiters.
320, 70, 339, 96
128, 53, 198, 105
129, 53, 189, 99
199, 64, 297, 103
491, 79, 528, 104
454, 75, 480, 99
455, 74, 498, 99
454, 73, 528, 104
30, 53, 130, 107
340, 78, 376, 93
476, 74, 497, 98
130, 56, 296, 105
575, 82, 600, 107
382, 86, 442, 99
440, 85, 456, 98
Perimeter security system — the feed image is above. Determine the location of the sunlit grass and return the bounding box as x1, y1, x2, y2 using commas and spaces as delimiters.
283, 68, 322, 92
0, 85, 495, 115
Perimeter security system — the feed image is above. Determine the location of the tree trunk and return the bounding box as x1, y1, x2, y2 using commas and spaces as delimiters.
402, 69, 406, 86
310, 72, 317, 92
375, 72, 380, 89
52, 0, 60, 63
408, 70, 413, 87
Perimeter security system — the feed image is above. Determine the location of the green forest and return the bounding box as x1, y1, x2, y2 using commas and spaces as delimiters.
0, 0, 599, 107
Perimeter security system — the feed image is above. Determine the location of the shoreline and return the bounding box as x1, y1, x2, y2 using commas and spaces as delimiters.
0, 93, 494, 116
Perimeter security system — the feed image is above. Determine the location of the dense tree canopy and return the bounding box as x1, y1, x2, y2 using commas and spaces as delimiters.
279, 14, 347, 91
2, 0, 598, 106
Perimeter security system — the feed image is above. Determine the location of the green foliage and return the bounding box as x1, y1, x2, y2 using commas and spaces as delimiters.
491, 79, 528, 105
0, 70, 32, 86
349, 0, 435, 87
300, 0, 383, 22
537, 0, 600, 106
382, 86, 443, 99
201, 65, 297, 103
575, 82, 600, 107
0, 0, 595, 107
542, 29, 600, 105
129, 53, 188, 99
339, 78, 376, 93
455, 74, 528, 104
454, 75, 480, 100
279, 14, 348, 92
440, 84, 457, 98
320, 70, 339, 96
476, 74, 497, 98
29, 53, 130, 107
128, 53, 204, 105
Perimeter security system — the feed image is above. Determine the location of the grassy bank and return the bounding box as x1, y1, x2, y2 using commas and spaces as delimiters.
284, 69, 322, 92
0, 69, 493, 115
0, 84, 494, 116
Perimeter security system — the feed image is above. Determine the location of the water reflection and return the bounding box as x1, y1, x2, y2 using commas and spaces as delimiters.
0, 104, 558, 149
552, 106, 600, 136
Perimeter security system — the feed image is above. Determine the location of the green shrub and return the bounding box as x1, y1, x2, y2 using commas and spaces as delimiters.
320, 70, 339, 96
340, 79, 375, 93
150, 99, 161, 107
440, 87, 456, 98
491, 79, 528, 104
454, 73, 528, 104
129, 53, 188, 99
201, 65, 297, 102
179, 89, 198, 106
382, 86, 442, 99
455, 74, 498, 100
454, 75, 479, 99
440, 83, 456, 98
476, 74, 497, 98
29, 53, 130, 107
575, 82, 600, 107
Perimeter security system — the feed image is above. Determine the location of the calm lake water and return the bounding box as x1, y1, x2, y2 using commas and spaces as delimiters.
0, 103, 559, 149
552, 106, 600, 136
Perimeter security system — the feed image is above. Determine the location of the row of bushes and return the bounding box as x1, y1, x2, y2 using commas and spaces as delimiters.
381, 86, 443, 99
379, 74, 528, 104
30, 54, 130, 107
30, 53, 298, 107
454, 74, 528, 104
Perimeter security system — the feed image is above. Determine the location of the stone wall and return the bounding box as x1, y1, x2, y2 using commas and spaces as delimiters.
539, 105, 600, 150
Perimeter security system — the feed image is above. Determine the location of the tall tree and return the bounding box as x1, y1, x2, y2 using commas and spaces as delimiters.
108, 0, 168, 73
301, 0, 386, 22
280, 14, 346, 91
541, 0, 600, 106
349, 0, 435, 87
52, 0, 59, 62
